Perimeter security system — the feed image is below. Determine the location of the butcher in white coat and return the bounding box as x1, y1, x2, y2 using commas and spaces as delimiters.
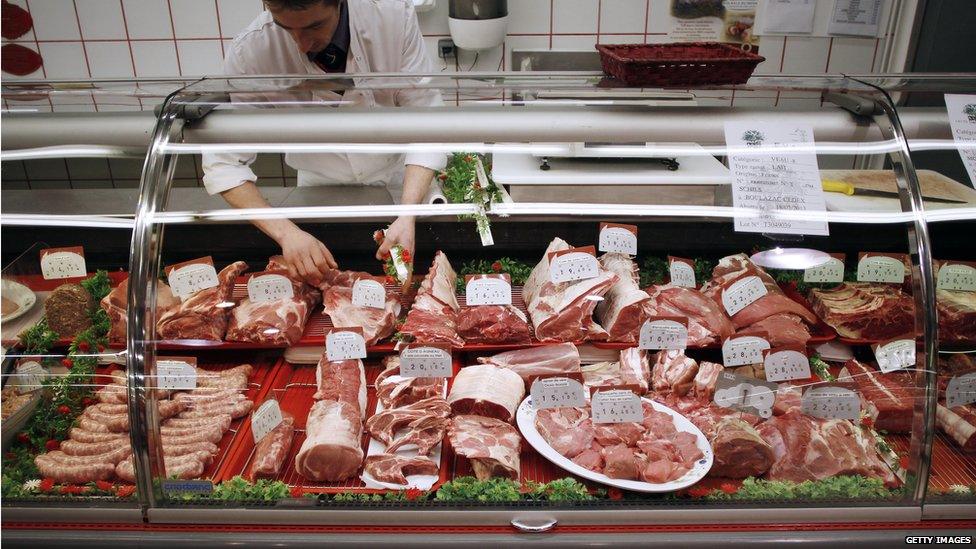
202, 0, 446, 283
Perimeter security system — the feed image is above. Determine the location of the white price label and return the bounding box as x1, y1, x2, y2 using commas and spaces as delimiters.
549, 252, 599, 284
946, 373, 976, 409
169, 263, 220, 299
764, 349, 811, 382
721, 275, 768, 316
598, 226, 637, 256
804, 256, 845, 284
251, 399, 284, 444
247, 273, 294, 303
157, 360, 197, 390
874, 339, 915, 373
801, 386, 861, 420
14, 360, 47, 394
326, 330, 367, 361
399, 346, 452, 378
938, 263, 976, 292
465, 277, 512, 306
712, 371, 778, 419
722, 336, 770, 367
40, 251, 86, 280
669, 261, 696, 288
352, 279, 386, 309
590, 389, 643, 424
531, 377, 586, 410
638, 319, 688, 350
857, 256, 905, 284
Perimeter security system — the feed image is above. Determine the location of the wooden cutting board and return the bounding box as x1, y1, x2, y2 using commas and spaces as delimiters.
821, 169, 976, 212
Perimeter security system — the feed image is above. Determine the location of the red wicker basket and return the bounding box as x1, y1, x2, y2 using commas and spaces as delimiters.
596, 42, 764, 87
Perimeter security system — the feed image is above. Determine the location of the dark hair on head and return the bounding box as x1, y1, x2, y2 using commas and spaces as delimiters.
264, 0, 340, 9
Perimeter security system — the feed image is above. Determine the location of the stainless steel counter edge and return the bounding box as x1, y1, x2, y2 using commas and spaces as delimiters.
922, 504, 976, 520
2, 506, 146, 523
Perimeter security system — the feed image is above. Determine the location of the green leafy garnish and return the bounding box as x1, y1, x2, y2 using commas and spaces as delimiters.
435, 477, 522, 502
809, 355, 835, 381
640, 257, 715, 288
80, 270, 111, 303
455, 257, 534, 292
705, 476, 897, 501
18, 319, 59, 355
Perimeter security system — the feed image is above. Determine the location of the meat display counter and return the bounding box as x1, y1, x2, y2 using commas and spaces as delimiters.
2, 74, 975, 545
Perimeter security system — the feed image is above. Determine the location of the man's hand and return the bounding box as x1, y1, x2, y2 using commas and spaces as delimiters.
376, 216, 415, 261
278, 228, 338, 285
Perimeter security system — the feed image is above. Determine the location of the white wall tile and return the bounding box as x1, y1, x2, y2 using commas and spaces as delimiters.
51, 94, 97, 113
504, 35, 549, 71
86, 41, 135, 77
30, 0, 81, 41
599, 34, 644, 45
422, 36, 450, 71
553, 0, 598, 34
780, 36, 830, 73
76, 0, 127, 39
176, 39, 223, 76
827, 37, 876, 73
600, 0, 646, 35
551, 34, 597, 49
170, 0, 219, 38
754, 36, 784, 74
36, 42, 89, 78
646, 0, 670, 34
122, 0, 174, 39
131, 40, 180, 76
508, 0, 551, 35
217, 0, 263, 38
417, 0, 449, 36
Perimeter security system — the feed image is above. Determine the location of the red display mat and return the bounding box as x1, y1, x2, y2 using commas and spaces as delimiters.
217, 358, 456, 494
890, 432, 976, 492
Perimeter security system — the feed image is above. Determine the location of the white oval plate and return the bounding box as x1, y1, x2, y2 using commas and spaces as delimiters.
1, 279, 37, 323
516, 396, 713, 493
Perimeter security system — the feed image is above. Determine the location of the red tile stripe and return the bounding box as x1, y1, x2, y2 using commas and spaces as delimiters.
165, 0, 183, 76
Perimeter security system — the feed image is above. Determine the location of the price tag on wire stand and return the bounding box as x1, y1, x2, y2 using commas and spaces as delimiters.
465, 274, 512, 306
713, 371, 779, 419
352, 278, 387, 309
801, 384, 860, 421
937, 261, 976, 292
166, 257, 220, 300
721, 274, 768, 316
474, 158, 495, 247
598, 223, 638, 256
668, 256, 696, 288
399, 344, 452, 378
14, 360, 47, 394
722, 332, 770, 368
873, 337, 915, 373
804, 253, 846, 284
638, 316, 688, 351
157, 357, 197, 390
591, 389, 643, 424
763, 346, 811, 382
40, 246, 87, 280
251, 398, 284, 444
946, 372, 976, 409
247, 270, 294, 303
857, 253, 907, 284
326, 328, 367, 361
531, 376, 587, 410
549, 246, 599, 284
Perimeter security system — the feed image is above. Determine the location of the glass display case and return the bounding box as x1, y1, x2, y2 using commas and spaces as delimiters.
2, 73, 974, 543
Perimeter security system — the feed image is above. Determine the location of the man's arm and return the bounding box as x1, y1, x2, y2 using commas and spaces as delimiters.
375, 164, 435, 261
222, 182, 337, 282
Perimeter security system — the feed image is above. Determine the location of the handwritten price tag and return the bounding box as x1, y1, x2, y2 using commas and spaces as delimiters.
857, 255, 906, 284
668, 256, 696, 288
251, 399, 284, 444
713, 371, 778, 419
721, 275, 768, 316
14, 360, 47, 394
639, 317, 688, 350
352, 278, 386, 309
591, 389, 643, 424
326, 329, 367, 361
247, 271, 294, 303
873, 338, 915, 373
167, 257, 220, 300
40, 247, 86, 280
938, 262, 976, 292
801, 386, 860, 420
157, 358, 197, 390
598, 223, 638, 256
804, 254, 845, 284
946, 372, 976, 409
549, 247, 599, 284
722, 334, 770, 367
399, 345, 452, 378
531, 377, 586, 410
465, 275, 512, 306
763, 347, 811, 382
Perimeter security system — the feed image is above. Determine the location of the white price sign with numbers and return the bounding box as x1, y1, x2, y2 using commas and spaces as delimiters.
668, 256, 696, 288
857, 255, 905, 284
763, 348, 811, 382
598, 223, 638, 256
937, 262, 976, 292
721, 275, 768, 316
945, 94, 976, 187
157, 358, 197, 390
946, 373, 976, 409
722, 334, 770, 368
247, 271, 294, 303
465, 275, 512, 306
531, 377, 586, 410
14, 360, 47, 394
40, 247, 87, 280
352, 278, 386, 309
804, 254, 845, 284
801, 386, 860, 420
591, 389, 643, 424
326, 329, 367, 361
549, 247, 599, 284
874, 338, 915, 373
167, 258, 220, 300
713, 371, 779, 419
251, 399, 284, 444
639, 317, 688, 351
399, 345, 452, 378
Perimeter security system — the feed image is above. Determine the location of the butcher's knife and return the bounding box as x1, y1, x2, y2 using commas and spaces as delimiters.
821, 179, 966, 204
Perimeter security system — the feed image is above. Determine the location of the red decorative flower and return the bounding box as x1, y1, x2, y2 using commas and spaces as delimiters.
437, 173, 447, 181
491, 261, 502, 273
78, 342, 90, 352
57, 405, 71, 415
16, 432, 30, 444
899, 455, 910, 469
61, 358, 74, 369
860, 416, 875, 429
687, 486, 712, 498
97, 344, 105, 353
61, 485, 85, 495
720, 483, 738, 495
4, 452, 16, 460
39, 478, 55, 492
382, 250, 392, 260
400, 249, 412, 264
464, 155, 474, 163
607, 487, 623, 501
385, 275, 396, 285
404, 488, 423, 501
44, 439, 60, 451
290, 486, 304, 498
96, 480, 115, 491
372, 230, 385, 244
115, 485, 136, 498
82, 397, 95, 407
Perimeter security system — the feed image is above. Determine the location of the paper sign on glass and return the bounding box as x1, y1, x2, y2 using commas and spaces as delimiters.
639, 316, 688, 351
828, 0, 883, 37
399, 344, 452, 378
352, 278, 387, 309
721, 274, 768, 316
247, 270, 294, 303
40, 246, 86, 280
14, 360, 47, 394
937, 261, 976, 292
946, 373, 976, 409
763, 346, 811, 382
465, 274, 512, 306
758, 0, 816, 34
945, 94, 976, 187
166, 257, 220, 300
591, 389, 643, 424
801, 384, 860, 420
722, 332, 771, 367
713, 371, 779, 419
157, 357, 197, 390
326, 328, 367, 361
251, 399, 284, 444
531, 377, 587, 410
857, 253, 906, 284
598, 223, 638, 256
873, 337, 915, 373
548, 246, 599, 284
804, 253, 846, 284
724, 121, 829, 236
668, 256, 696, 288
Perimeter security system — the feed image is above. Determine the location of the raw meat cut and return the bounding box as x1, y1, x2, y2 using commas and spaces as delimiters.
400, 252, 464, 346
67, 429, 127, 444
651, 350, 699, 397
375, 356, 447, 409
363, 454, 439, 485
936, 403, 976, 452
321, 285, 400, 346
317, 268, 374, 290
691, 361, 723, 399
839, 359, 915, 433
447, 415, 521, 480
602, 443, 641, 480
224, 257, 321, 346
247, 414, 295, 480
447, 364, 525, 423
644, 285, 734, 346
595, 253, 651, 343
116, 451, 211, 483
937, 289, 976, 346
534, 407, 595, 460
156, 261, 248, 341
295, 400, 364, 482
808, 283, 914, 341
419, 251, 460, 311
385, 415, 451, 455
366, 396, 451, 456
746, 313, 811, 347
45, 283, 92, 338
314, 357, 367, 417
34, 458, 116, 484
523, 238, 618, 342
456, 305, 532, 344
582, 349, 651, 394
101, 278, 180, 344
707, 417, 773, 478
477, 343, 581, 389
